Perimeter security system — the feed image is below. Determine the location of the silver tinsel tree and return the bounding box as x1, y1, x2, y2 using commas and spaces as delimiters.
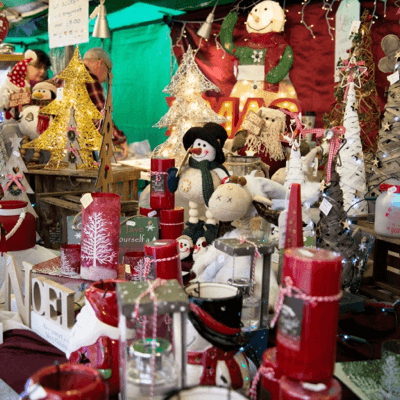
153, 46, 226, 164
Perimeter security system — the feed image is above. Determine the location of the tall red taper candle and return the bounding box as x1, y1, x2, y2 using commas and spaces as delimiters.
285, 183, 303, 249
276, 248, 342, 382
150, 157, 175, 210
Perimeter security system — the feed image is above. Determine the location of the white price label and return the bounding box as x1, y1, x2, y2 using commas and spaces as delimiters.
349, 20, 360, 37
388, 71, 400, 85
278, 209, 288, 249
125, 264, 131, 273
148, 211, 157, 217
56, 87, 63, 100
319, 198, 333, 216
80, 193, 93, 209
13, 151, 20, 158
126, 220, 136, 227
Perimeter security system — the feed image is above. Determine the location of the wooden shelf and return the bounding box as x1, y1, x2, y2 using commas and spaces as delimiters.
0, 54, 24, 61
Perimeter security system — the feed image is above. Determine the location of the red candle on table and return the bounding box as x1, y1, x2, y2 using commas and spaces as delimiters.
150, 157, 175, 210
144, 239, 182, 285
139, 205, 160, 217
279, 376, 341, 400
124, 251, 146, 281
259, 347, 282, 400
275, 248, 342, 382
160, 207, 184, 240
80, 193, 120, 281
25, 363, 108, 400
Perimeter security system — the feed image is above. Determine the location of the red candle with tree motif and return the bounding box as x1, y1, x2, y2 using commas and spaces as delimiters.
150, 157, 175, 210
144, 239, 182, 285
80, 193, 120, 281
160, 207, 184, 240
25, 363, 108, 400
279, 376, 341, 399
275, 248, 342, 382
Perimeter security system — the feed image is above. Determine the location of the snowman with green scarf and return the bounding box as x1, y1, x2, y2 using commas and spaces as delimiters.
168, 122, 230, 244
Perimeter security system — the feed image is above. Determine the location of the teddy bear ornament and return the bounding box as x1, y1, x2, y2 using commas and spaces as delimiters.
220, 1, 298, 109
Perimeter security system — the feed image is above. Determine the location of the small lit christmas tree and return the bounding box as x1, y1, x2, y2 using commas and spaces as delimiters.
23, 46, 103, 170
0, 134, 37, 217
153, 46, 226, 164
337, 81, 368, 216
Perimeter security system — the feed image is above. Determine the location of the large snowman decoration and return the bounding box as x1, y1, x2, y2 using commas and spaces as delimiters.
220, 1, 297, 109
168, 123, 230, 244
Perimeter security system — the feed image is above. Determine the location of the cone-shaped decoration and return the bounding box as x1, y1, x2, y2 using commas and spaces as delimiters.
285, 183, 304, 249
92, 3, 110, 39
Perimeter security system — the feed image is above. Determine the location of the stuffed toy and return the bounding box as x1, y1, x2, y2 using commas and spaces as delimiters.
177, 235, 193, 261
168, 122, 230, 244
31, 80, 57, 135
220, 1, 297, 108
193, 236, 208, 261
0, 50, 37, 115
230, 107, 287, 175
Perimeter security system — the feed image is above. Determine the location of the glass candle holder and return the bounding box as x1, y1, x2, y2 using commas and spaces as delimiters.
24, 363, 108, 400
80, 193, 121, 281
60, 244, 81, 276
124, 251, 146, 281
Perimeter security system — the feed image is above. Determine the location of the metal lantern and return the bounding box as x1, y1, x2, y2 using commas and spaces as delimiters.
117, 279, 189, 400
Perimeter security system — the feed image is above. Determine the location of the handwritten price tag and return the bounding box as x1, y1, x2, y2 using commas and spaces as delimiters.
319, 198, 333, 216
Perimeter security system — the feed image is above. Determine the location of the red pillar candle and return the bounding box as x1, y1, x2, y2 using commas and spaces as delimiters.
160, 207, 184, 240
275, 248, 342, 382
80, 193, 121, 281
150, 157, 175, 210
124, 251, 145, 281
139, 205, 160, 217
279, 376, 342, 400
144, 239, 183, 285
25, 363, 108, 400
259, 347, 282, 400
0, 200, 36, 251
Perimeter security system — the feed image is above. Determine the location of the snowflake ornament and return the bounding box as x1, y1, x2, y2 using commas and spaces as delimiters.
251, 50, 264, 64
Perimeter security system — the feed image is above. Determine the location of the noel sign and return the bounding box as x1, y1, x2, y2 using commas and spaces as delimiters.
9, 89, 30, 109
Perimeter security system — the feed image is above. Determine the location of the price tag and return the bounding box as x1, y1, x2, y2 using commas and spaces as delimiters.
125, 264, 131, 273
349, 20, 360, 37
319, 198, 333, 216
126, 220, 136, 227
387, 71, 400, 85
56, 87, 64, 100
13, 151, 20, 158
278, 209, 288, 248
148, 211, 157, 217
80, 193, 93, 208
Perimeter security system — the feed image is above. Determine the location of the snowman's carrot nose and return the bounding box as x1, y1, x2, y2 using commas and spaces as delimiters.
190, 147, 202, 155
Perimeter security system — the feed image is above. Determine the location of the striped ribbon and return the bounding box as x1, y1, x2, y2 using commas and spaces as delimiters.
248, 366, 275, 400
4, 173, 25, 191
151, 171, 167, 183
270, 276, 342, 329
142, 253, 180, 279
279, 109, 325, 140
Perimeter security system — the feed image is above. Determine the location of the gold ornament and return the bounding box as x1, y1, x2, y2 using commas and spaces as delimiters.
23, 46, 103, 170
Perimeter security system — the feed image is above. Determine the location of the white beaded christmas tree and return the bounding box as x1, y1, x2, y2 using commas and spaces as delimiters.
0, 134, 38, 217
153, 46, 226, 164
337, 82, 368, 216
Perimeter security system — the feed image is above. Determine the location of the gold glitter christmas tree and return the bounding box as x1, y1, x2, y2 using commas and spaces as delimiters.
23, 46, 103, 170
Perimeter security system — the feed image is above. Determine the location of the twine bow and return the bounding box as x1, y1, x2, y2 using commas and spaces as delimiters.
248, 366, 275, 400
151, 171, 166, 183
4, 173, 25, 191
316, 126, 346, 183
132, 279, 167, 400
239, 237, 260, 297
339, 59, 368, 100
68, 146, 80, 159
270, 276, 342, 329
141, 254, 180, 280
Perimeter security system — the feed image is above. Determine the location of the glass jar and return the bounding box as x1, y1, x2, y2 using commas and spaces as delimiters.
375, 183, 400, 237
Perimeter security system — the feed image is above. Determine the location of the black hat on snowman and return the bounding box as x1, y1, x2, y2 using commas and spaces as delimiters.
183, 122, 228, 165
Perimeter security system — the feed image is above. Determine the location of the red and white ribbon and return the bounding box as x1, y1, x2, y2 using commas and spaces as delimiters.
239, 237, 260, 297
270, 276, 342, 328
68, 146, 80, 159
142, 253, 180, 279
151, 171, 167, 183
248, 366, 275, 400
159, 221, 184, 226
279, 109, 325, 140
4, 173, 25, 191
315, 126, 346, 183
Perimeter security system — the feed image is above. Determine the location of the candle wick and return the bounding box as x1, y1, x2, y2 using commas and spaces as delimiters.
102, 288, 108, 298
54, 360, 60, 391
100, 279, 104, 288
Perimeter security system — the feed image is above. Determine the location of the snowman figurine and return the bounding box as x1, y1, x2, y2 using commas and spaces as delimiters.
193, 236, 208, 262
220, 1, 297, 109
168, 122, 230, 244
177, 235, 193, 261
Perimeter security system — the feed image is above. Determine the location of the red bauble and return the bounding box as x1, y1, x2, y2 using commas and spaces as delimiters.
0, 14, 9, 45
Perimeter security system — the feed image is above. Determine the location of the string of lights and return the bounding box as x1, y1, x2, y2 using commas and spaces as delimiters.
322, 0, 336, 41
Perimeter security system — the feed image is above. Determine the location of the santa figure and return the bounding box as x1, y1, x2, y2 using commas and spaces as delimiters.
220, 1, 297, 109
67, 280, 124, 397
168, 122, 230, 244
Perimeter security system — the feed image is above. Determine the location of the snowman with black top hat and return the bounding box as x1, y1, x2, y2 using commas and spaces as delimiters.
168, 122, 230, 245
